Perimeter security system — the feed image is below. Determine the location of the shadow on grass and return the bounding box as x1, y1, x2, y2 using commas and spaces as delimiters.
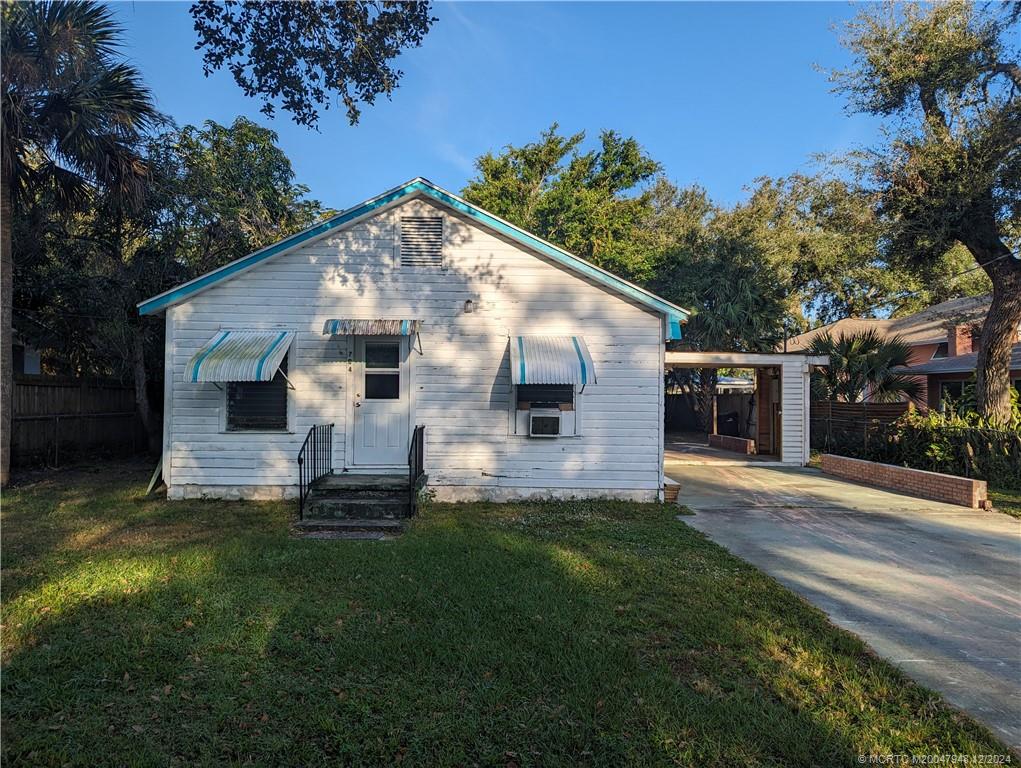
1, 474, 1006, 766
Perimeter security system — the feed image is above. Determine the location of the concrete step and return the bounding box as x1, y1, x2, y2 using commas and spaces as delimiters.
305, 497, 409, 520
310, 487, 408, 502
293, 518, 405, 539
312, 473, 408, 492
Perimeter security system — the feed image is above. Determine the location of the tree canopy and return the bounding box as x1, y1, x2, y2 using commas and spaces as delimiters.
12, 116, 326, 450
462, 124, 662, 283
832, 0, 1021, 422
190, 0, 436, 128
159, 117, 327, 275
1, 0, 160, 483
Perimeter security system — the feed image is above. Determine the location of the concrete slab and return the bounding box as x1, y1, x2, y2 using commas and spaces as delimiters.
665, 434, 779, 466
667, 464, 1021, 749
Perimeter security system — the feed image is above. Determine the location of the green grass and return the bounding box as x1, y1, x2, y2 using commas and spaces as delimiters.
989, 487, 1021, 518
2, 463, 1007, 767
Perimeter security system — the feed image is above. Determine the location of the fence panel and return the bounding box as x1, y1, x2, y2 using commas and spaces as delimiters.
810, 399, 1021, 488
10, 376, 146, 468
810, 401, 909, 456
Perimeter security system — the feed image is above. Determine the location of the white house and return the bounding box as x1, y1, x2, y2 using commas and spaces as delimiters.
139, 178, 691, 504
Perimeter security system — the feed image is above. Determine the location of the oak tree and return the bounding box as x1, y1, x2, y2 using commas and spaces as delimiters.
190, 0, 436, 128
832, 1, 1021, 422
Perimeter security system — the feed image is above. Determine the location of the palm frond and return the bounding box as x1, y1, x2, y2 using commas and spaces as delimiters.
809, 329, 923, 403
2, 0, 160, 208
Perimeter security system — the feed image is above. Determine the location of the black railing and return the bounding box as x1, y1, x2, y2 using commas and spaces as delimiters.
298, 423, 333, 520
408, 425, 425, 516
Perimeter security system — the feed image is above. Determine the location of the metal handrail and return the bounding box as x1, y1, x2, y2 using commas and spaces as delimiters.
297, 423, 333, 520
408, 425, 425, 516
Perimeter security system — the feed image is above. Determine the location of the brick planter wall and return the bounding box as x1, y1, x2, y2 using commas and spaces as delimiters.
708, 434, 757, 455
820, 454, 988, 509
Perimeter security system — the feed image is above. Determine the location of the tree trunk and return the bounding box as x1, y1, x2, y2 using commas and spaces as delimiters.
975, 269, 1021, 424
131, 326, 160, 455
695, 367, 718, 434
963, 219, 1021, 424
1, 178, 13, 486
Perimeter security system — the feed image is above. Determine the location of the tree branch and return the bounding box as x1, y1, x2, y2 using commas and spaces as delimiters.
919, 86, 951, 138
983, 61, 1021, 91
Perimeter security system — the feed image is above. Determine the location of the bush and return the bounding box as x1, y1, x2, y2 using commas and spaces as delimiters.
821, 407, 1021, 490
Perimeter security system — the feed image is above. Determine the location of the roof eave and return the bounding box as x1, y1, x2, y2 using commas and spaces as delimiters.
137, 178, 691, 332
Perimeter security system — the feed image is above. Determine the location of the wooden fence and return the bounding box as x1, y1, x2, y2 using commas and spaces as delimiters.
10, 375, 146, 468
810, 400, 910, 453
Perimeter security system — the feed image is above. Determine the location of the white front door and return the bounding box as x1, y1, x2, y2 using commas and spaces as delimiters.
352, 336, 410, 466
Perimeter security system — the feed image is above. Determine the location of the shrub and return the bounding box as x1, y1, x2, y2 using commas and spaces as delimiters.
819, 406, 1021, 490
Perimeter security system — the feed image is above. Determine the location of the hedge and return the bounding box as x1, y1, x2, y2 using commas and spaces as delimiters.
815, 409, 1021, 491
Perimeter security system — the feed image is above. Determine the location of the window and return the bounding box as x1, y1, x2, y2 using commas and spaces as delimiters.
400, 216, 443, 267
226, 358, 288, 430
516, 384, 574, 411
939, 380, 965, 409
364, 342, 400, 400
511, 384, 580, 437
931, 342, 948, 360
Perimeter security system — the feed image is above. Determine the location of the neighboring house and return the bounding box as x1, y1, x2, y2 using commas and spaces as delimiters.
138, 178, 690, 502
901, 343, 1021, 411
785, 296, 1000, 403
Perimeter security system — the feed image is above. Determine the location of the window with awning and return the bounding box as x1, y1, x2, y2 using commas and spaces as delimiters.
227, 358, 289, 431
186, 330, 295, 383
509, 335, 596, 386
322, 319, 421, 336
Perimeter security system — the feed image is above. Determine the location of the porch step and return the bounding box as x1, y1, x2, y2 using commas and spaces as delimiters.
313, 473, 408, 491
305, 472, 412, 520
305, 496, 408, 520
293, 518, 405, 540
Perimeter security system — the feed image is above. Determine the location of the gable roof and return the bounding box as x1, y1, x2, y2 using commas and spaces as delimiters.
785, 295, 991, 351
137, 177, 690, 337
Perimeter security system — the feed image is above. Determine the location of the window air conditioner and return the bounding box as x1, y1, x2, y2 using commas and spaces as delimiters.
529, 407, 561, 437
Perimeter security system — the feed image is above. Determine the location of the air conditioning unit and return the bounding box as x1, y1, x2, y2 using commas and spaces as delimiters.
529, 407, 561, 437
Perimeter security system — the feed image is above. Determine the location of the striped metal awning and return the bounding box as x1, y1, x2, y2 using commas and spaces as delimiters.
322, 319, 421, 336
187, 330, 295, 383
509, 335, 596, 386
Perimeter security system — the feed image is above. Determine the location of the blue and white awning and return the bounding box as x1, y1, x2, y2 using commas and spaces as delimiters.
322, 319, 421, 336
187, 330, 295, 383
510, 335, 596, 386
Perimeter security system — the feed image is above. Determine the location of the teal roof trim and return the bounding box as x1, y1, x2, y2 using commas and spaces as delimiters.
138, 182, 419, 316
138, 178, 691, 334
417, 183, 689, 330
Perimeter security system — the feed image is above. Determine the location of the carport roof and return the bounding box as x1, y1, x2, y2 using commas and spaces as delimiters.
666, 351, 829, 368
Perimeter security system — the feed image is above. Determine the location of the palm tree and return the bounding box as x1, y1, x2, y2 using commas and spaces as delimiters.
808, 329, 922, 403
1, 1, 158, 485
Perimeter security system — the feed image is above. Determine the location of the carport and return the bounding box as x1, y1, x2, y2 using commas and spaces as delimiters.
665, 352, 828, 465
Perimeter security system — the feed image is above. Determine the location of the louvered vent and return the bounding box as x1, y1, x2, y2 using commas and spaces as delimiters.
400, 216, 443, 267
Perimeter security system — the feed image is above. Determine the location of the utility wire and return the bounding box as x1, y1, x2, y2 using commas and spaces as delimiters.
874, 251, 1014, 310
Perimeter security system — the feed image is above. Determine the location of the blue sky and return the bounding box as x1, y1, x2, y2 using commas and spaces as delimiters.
110, 1, 881, 210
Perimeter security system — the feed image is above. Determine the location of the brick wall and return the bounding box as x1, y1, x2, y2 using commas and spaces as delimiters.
821, 454, 988, 509
947, 323, 980, 357
709, 434, 757, 455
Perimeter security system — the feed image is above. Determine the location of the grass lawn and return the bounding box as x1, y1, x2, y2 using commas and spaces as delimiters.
2, 463, 1007, 766
989, 487, 1021, 518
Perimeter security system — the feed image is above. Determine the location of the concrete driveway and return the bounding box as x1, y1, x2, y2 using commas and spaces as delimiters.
668, 464, 1021, 749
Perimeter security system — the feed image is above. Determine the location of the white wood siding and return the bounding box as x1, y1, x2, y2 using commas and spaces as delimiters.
780, 358, 811, 465
165, 196, 664, 500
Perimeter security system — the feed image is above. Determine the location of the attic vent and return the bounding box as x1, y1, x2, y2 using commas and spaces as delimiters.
400, 216, 443, 267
